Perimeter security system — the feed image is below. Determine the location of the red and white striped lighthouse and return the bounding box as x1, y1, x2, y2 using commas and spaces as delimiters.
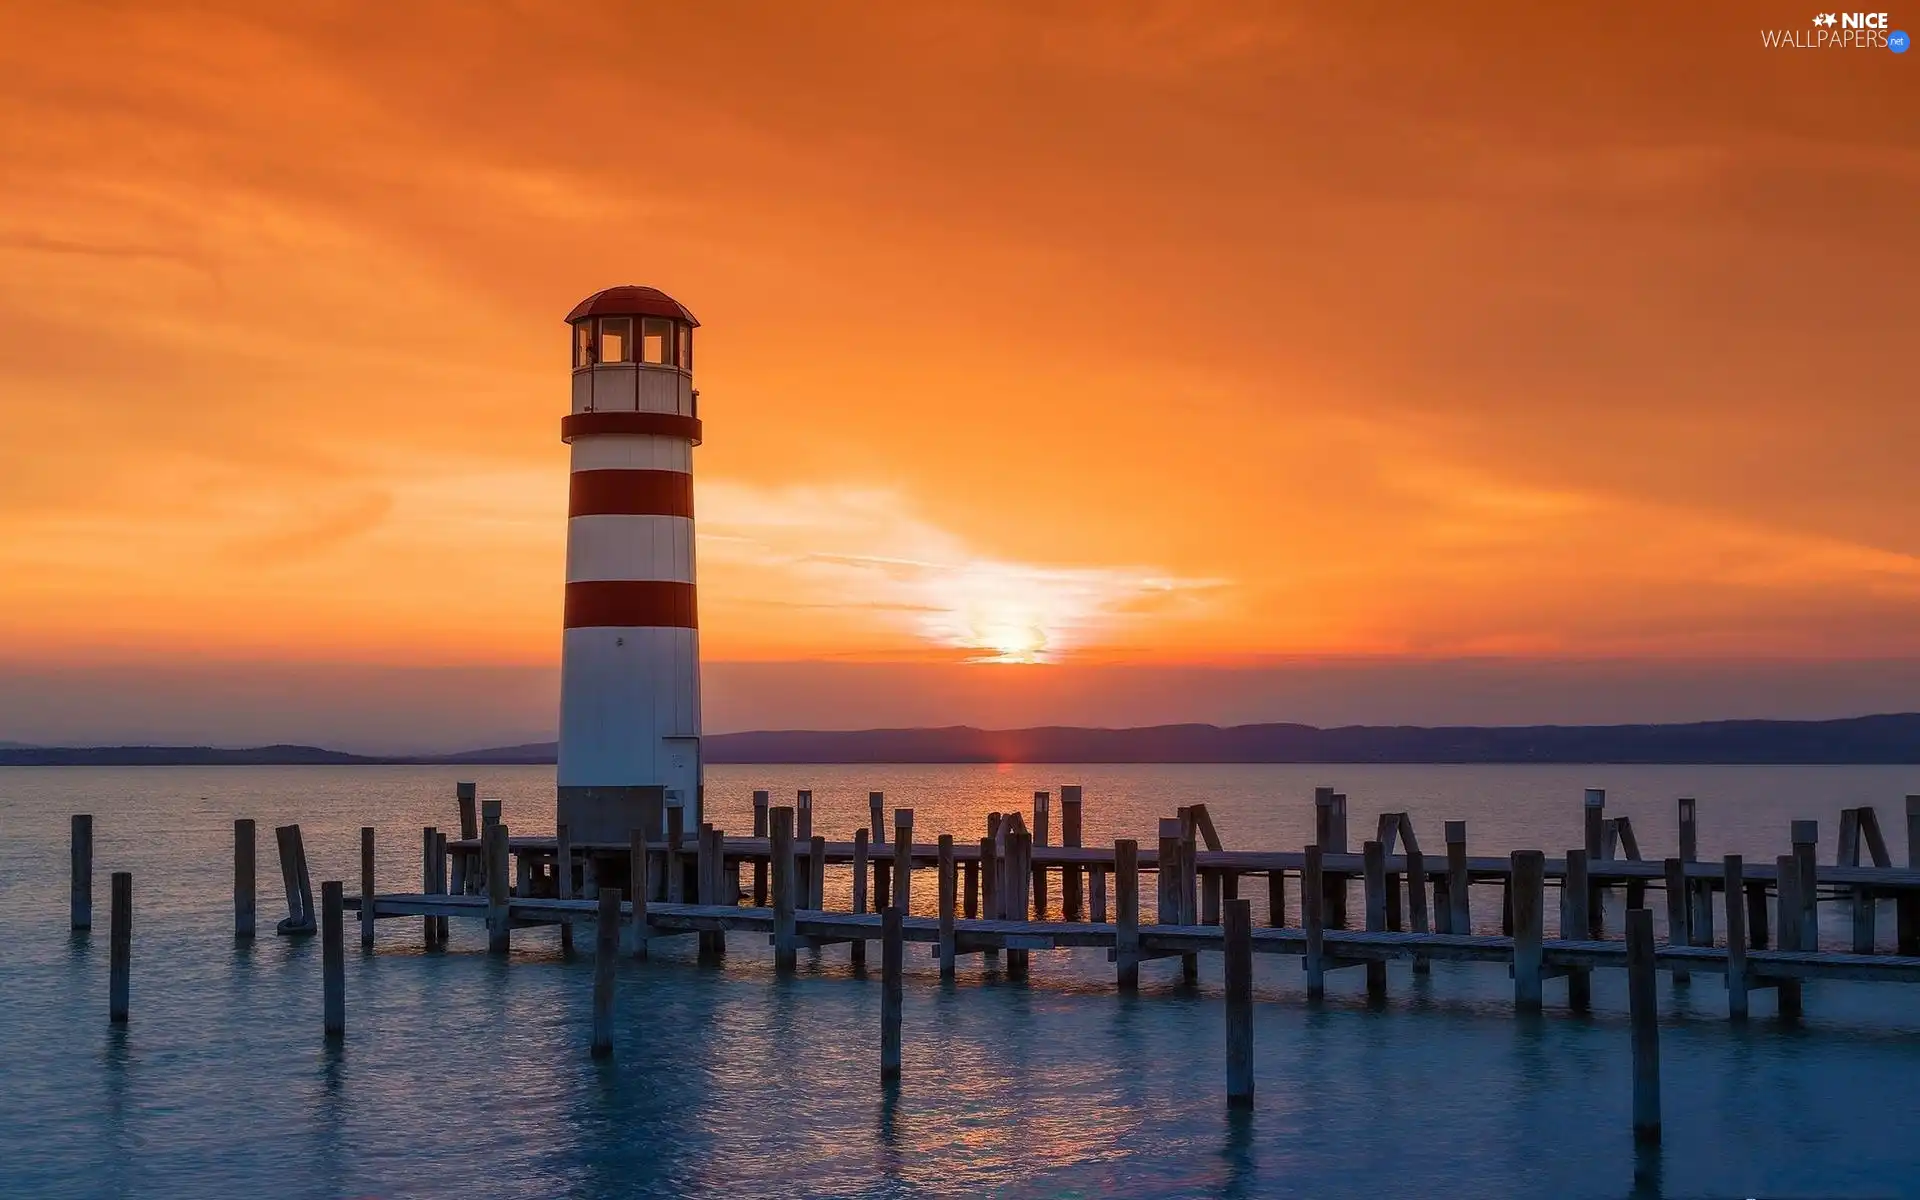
556, 285, 703, 843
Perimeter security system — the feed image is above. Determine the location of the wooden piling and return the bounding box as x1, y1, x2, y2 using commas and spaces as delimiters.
1584, 789, 1607, 938
1224, 897, 1254, 1108
892, 809, 914, 914
881, 905, 904, 1083
1115, 839, 1141, 990
1032, 791, 1051, 919
432, 830, 448, 944
1446, 821, 1470, 934
486, 824, 510, 955
1724, 855, 1748, 1021
1512, 851, 1544, 1011
1304, 844, 1326, 999
1267, 869, 1286, 928
666, 804, 686, 904
628, 828, 650, 959
71, 814, 93, 931
322, 880, 344, 1038
421, 826, 437, 948
108, 871, 130, 1024
1902, 797, 1920, 955
752, 790, 770, 906
808, 835, 827, 916
592, 887, 619, 1059
1562, 849, 1591, 1009
1061, 784, 1084, 921
360, 827, 376, 949
1661, 857, 1692, 986
795, 789, 813, 843
1775, 853, 1803, 1020
980, 835, 999, 924
1407, 845, 1430, 975
1157, 819, 1183, 926
1363, 839, 1387, 1000
963, 857, 979, 920
771, 807, 796, 971
452, 784, 477, 895
706, 827, 730, 956
1792, 821, 1819, 952
1747, 880, 1770, 949
234, 818, 256, 939
937, 834, 956, 979
1680, 798, 1713, 951
1090, 864, 1108, 924
274, 824, 316, 935
870, 791, 886, 844
554, 822, 575, 953
1626, 908, 1660, 1143
1008, 830, 1033, 979
852, 827, 870, 967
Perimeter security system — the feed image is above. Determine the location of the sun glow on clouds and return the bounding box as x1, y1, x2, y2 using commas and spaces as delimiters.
697, 482, 1222, 663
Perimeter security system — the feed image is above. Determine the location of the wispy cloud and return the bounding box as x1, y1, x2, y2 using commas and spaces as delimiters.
699, 482, 1225, 663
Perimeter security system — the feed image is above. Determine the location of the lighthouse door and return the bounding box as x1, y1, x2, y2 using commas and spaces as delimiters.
663, 736, 701, 827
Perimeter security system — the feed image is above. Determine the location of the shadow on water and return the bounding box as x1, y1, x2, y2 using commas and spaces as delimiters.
1217, 1107, 1257, 1200
103, 1025, 131, 1197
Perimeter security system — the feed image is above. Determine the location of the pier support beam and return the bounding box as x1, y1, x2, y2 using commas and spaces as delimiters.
556, 823, 575, 954
1724, 855, 1748, 1021
234, 819, 255, 939
1446, 821, 1470, 934
322, 880, 344, 1038
1663, 858, 1690, 986
752, 791, 769, 907
486, 824, 510, 956
1584, 789, 1606, 937
274, 824, 316, 936
1061, 785, 1084, 921
1561, 849, 1591, 1009
71, 814, 94, 931
1304, 844, 1326, 1000
937, 835, 956, 979
592, 887, 619, 1059
628, 828, 650, 960
881, 906, 904, 1084
771, 807, 796, 971
1902, 797, 1920, 956
1363, 840, 1387, 1001
1512, 850, 1544, 1011
1626, 908, 1661, 1144
1775, 854, 1803, 1020
360, 827, 376, 949
108, 871, 130, 1024
1115, 839, 1141, 991
1224, 897, 1254, 1108
852, 828, 870, 968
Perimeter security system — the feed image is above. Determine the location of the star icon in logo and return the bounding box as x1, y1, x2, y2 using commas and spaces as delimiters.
1816, 12, 1838, 25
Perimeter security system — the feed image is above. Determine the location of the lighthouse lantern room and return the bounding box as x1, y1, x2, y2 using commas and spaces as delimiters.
556, 285, 704, 843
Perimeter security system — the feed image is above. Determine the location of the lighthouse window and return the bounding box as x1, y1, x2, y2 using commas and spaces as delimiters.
598, 317, 632, 364
677, 324, 692, 371
573, 321, 594, 368
641, 317, 675, 365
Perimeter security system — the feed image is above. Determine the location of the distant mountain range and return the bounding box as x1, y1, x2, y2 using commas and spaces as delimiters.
2, 713, 1918, 765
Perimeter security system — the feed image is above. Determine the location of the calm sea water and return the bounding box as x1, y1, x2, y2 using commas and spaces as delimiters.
2, 763, 1918, 1199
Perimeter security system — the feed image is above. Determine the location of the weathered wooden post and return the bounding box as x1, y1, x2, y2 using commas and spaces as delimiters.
1512, 850, 1544, 1011
1267, 868, 1286, 928
1224, 897, 1254, 1108
1406, 836, 1430, 974
750, 790, 770, 906
1775, 853, 1803, 1020
556, 822, 575, 954
1446, 821, 1470, 934
771, 807, 796, 971
1680, 798, 1713, 951
592, 887, 619, 1059
628, 828, 650, 959
71, 814, 94, 931
852, 827, 871, 967
807, 834, 827, 917
359, 827, 376, 949
421, 826, 438, 948
870, 792, 886, 845
1090, 863, 1108, 924
1584, 789, 1606, 937
322, 880, 345, 1038
1746, 878, 1770, 950
108, 871, 131, 1024
1363, 839, 1387, 1000
1724, 854, 1748, 1021
1562, 849, 1591, 1009
1007, 830, 1033, 979
704, 826, 729, 956
1032, 791, 1051, 918
479, 799, 501, 901
1157, 819, 1183, 928
796, 789, 813, 842
1115, 839, 1141, 990
1303, 843, 1327, 999
1662, 858, 1690, 986
274, 824, 316, 936
937, 834, 957, 978
234, 818, 256, 939
1061, 785, 1084, 921
892, 809, 914, 914
980, 835, 999, 926
1902, 797, 1920, 956
453, 782, 478, 895
486, 824, 510, 955
1791, 820, 1819, 952
1626, 907, 1661, 1143
881, 905, 904, 1083
963, 854, 979, 920
665, 804, 686, 904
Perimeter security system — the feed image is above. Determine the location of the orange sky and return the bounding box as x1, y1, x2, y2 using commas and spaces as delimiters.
0, 2, 1915, 741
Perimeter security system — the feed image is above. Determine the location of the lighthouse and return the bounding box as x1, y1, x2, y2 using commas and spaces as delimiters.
556, 286, 703, 844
